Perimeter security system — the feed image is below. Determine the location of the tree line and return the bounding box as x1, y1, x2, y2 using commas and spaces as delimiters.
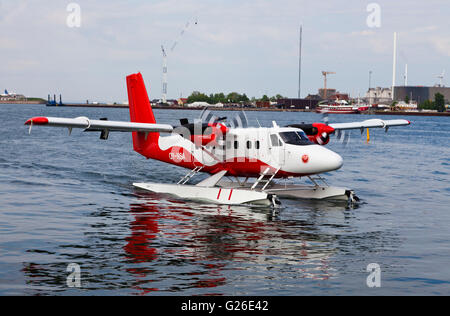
187, 91, 284, 104
417, 93, 447, 112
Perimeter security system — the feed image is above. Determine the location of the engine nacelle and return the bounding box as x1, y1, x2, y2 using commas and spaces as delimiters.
309, 123, 335, 145
191, 133, 217, 146
176, 120, 229, 147
287, 123, 335, 146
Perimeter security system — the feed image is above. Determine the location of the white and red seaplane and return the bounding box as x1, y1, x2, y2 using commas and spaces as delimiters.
25, 73, 410, 207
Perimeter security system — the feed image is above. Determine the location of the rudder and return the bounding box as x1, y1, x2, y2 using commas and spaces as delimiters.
126, 73, 159, 155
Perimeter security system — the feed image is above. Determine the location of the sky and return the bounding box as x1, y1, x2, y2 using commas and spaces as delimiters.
0, 0, 449, 103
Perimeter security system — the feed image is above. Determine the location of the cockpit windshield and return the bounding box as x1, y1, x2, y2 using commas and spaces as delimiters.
279, 131, 313, 146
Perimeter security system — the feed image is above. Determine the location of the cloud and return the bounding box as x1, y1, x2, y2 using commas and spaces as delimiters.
350, 30, 376, 37
413, 25, 438, 33
0, 0, 449, 101
430, 36, 450, 57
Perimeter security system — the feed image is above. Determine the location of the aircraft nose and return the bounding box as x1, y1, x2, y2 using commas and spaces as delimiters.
315, 147, 343, 172
331, 152, 344, 170
295, 146, 344, 174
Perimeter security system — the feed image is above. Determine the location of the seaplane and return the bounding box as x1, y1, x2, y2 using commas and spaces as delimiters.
25, 73, 410, 207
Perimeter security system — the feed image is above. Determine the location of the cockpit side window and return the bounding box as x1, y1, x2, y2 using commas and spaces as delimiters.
279, 131, 313, 146
270, 134, 282, 147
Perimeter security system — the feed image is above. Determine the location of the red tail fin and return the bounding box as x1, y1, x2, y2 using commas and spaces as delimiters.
126, 73, 159, 155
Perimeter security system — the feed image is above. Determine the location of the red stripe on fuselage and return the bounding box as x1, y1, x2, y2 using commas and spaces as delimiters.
138, 141, 312, 179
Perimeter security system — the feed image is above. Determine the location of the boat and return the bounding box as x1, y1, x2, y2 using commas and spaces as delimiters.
316, 99, 360, 114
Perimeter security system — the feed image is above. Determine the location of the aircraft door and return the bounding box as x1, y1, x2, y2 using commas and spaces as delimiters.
269, 132, 285, 168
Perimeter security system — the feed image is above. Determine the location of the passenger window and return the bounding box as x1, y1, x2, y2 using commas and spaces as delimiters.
234, 141, 239, 149
247, 141, 252, 149
255, 141, 260, 150
270, 134, 282, 147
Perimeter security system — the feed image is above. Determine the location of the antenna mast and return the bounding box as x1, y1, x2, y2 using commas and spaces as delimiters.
298, 25, 302, 99
404, 64, 408, 86
392, 32, 397, 101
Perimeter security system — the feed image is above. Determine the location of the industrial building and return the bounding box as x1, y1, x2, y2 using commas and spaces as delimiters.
318, 88, 337, 99
394, 86, 450, 104
276, 98, 320, 109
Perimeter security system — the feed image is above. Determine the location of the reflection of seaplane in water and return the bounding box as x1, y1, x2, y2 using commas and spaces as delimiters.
127, 194, 338, 286
25, 73, 410, 207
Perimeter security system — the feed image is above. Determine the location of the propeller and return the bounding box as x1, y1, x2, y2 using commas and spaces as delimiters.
199, 107, 248, 128
230, 111, 249, 129
335, 129, 351, 147
199, 107, 219, 125
321, 112, 350, 147
197, 107, 249, 162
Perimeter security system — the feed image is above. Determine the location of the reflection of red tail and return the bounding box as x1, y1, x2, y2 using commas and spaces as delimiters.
126, 73, 159, 155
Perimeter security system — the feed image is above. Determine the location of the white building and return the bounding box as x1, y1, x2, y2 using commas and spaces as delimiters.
187, 101, 210, 108
0, 89, 25, 101
365, 87, 393, 104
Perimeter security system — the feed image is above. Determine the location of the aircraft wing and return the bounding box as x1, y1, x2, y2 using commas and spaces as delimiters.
329, 119, 410, 131
25, 116, 173, 135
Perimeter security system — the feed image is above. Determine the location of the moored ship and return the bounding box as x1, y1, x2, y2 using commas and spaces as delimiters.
316, 100, 360, 114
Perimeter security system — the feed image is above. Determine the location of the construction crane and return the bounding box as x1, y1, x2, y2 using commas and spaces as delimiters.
161, 46, 168, 103
161, 16, 198, 104
322, 71, 336, 100
437, 70, 445, 87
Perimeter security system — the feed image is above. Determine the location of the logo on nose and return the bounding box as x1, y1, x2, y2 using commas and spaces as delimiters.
302, 155, 309, 163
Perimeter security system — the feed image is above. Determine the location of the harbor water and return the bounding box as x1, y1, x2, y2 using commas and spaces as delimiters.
0, 104, 449, 295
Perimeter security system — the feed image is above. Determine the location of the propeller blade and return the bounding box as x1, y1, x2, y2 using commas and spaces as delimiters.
322, 112, 329, 126
199, 107, 210, 121
342, 132, 350, 147
238, 111, 249, 128
208, 115, 219, 125
230, 115, 241, 129
203, 112, 214, 123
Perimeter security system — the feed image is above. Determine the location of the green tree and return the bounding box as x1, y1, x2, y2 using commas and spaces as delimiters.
404, 95, 410, 104
240, 93, 249, 103
187, 91, 211, 104
418, 100, 435, 110
216, 93, 226, 104
226, 92, 241, 103
435, 93, 445, 112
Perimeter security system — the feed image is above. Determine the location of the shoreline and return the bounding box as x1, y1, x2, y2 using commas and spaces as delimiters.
3, 102, 450, 117
0, 100, 46, 105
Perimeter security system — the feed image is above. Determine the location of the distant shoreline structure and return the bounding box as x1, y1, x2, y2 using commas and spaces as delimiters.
2, 101, 449, 116
0, 99, 46, 104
